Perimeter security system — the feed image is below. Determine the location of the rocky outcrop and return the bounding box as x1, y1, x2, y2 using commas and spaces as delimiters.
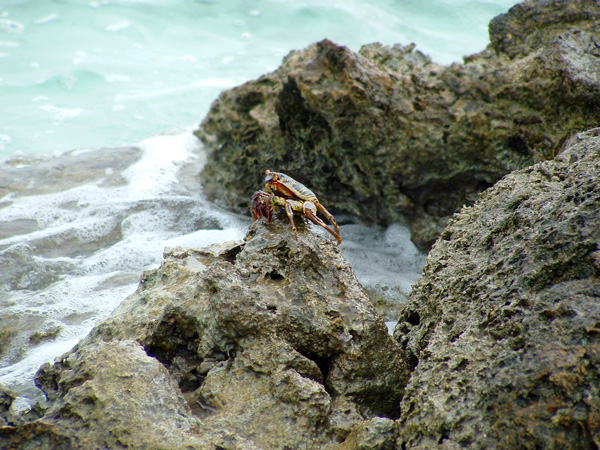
195, 0, 600, 250
2, 218, 409, 449
4, 128, 599, 449
394, 128, 600, 449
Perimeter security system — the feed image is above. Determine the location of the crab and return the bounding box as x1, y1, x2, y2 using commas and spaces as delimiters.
251, 170, 342, 245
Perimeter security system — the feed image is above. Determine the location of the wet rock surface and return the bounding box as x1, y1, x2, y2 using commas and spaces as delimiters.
195, 0, 600, 250
2, 217, 409, 449
395, 128, 600, 449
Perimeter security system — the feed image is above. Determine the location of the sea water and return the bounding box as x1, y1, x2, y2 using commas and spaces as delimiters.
1, 0, 518, 408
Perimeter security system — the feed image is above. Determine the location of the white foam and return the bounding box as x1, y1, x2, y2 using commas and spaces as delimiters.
0, 19, 24, 34
34, 13, 58, 25
340, 223, 426, 296
385, 321, 396, 335
0, 339, 78, 390
39, 104, 83, 122
0, 270, 138, 399
106, 21, 131, 32
0, 183, 110, 231
122, 132, 199, 199
105, 74, 132, 83
0, 133, 11, 150
0, 135, 215, 399
0, 40, 19, 48
78, 236, 163, 274
10, 396, 33, 415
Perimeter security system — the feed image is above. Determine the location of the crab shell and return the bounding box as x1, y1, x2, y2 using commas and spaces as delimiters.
265, 170, 318, 203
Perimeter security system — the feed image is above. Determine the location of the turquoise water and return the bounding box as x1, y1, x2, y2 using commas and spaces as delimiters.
1, 0, 517, 158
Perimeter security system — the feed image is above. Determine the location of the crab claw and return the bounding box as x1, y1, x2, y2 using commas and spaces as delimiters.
251, 191, 272, 224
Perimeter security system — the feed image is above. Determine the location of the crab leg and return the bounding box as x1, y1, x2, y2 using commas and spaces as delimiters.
251, 191, 273, 224
284, 200, 299, 241
304, 203, 342, 245
314, 203, 342, 244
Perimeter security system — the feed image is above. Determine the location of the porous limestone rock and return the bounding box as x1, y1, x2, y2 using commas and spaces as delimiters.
195, 0, 600, 250
394, 128, 600, 449
2, 214, 409, 449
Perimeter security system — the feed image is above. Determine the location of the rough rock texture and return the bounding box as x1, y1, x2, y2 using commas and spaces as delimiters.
394, 128, 600, 449
0, 385, 17, 428
2, 217, 409, 449
4, 2, 600, 448
195, 0, 600, 250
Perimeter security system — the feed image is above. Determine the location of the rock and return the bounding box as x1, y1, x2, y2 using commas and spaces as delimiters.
336, 417, 397, 450
394, 128, 600, 449
33, 339, 219, 449
489, 0, 600, 59
0, 422, 74, 450
0, 385, 16, 427
2, 213, 409, 449
195, 0, 600, 250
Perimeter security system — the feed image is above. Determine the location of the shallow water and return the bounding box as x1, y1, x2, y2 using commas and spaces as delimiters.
0, 0, 517, 408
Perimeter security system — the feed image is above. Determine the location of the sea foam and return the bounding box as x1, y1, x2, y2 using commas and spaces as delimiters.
0, 130, 245, 404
